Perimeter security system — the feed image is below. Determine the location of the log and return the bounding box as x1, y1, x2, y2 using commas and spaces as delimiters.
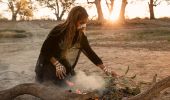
0, 83, 98, 100
125, 76, 170, 100
0, 76, 170, 100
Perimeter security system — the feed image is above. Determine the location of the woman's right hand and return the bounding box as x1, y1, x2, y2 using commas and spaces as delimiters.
54, 62, 66, 79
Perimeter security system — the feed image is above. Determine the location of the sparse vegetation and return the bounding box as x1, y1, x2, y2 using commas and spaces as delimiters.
131, 29, 170, 41
0, 29, 32, 38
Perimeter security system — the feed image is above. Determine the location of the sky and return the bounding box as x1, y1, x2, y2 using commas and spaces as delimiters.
0, 0, 170, 21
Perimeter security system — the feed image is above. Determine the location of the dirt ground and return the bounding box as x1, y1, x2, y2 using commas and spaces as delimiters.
0, 19, 170, 99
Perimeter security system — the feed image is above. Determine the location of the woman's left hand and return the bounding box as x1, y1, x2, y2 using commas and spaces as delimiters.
110, 70, 118, 77
103, 66, 117, 77
98, 64, 117, 77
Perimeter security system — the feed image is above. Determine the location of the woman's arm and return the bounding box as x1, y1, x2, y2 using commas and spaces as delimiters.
40, 34, 61, 62
81, 34, 103, 66
81, 34, 117, 77
40, 30, 67, 79
50, 57, 59, 66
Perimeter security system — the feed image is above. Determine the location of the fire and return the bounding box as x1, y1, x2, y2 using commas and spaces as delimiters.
66, 80, 75, 87
65, 80, 84, 94
75, 89, 82, 94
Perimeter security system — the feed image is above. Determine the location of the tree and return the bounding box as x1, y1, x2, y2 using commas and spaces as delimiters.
87, 0, 104, 23
131, 0, 170, 20
0, 0, 33, 21
148, 0, 159, 19
148, 0, 170, 19
118, 0, 128, 23
19, 8, 33, 20
37, 0, 75, 21
18, 0, 33, 20
1, 0, 33, 21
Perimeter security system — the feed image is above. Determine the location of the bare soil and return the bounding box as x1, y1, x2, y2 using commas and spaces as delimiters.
0, 19, 170, 100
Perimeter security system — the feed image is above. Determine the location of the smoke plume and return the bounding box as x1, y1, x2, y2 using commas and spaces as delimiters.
72, 71, 105, 91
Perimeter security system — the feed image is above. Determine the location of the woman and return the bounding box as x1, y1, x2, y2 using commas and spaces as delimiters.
35, 6, 117, 86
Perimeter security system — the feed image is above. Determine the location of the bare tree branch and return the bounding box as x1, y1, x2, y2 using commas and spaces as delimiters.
154, 0, 162, 6
56, 0, 60, 17
0, 83, 98, 100
36, 0, 75, 20
105, 0, 110, 10
125, 76, 170, 100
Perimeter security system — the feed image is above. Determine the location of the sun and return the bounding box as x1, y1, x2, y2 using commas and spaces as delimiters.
101, 0, 121, 22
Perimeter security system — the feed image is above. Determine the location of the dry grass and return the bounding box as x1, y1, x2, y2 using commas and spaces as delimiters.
0, 29, 32, 38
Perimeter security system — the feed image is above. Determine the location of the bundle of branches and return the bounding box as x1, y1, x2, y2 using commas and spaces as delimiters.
101, 76, 140, 100
97, 66, 140, 100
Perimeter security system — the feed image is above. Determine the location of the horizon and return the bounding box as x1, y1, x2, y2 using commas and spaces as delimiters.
0, 0, 170, 21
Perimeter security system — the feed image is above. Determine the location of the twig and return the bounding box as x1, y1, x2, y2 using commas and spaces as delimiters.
125, 66, 130, 75
125, 76, 170, 100
152, 74, 157, 84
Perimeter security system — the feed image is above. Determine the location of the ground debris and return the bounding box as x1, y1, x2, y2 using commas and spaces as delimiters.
98, 76, 140, 100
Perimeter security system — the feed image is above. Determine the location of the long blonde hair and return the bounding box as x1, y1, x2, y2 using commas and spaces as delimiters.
58, 6, 88, 49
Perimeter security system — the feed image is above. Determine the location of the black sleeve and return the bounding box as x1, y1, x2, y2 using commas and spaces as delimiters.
81, 34, 103, 65
40, 33, 61, 62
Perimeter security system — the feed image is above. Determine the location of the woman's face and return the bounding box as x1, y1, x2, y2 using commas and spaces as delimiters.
76, 18, 88, 32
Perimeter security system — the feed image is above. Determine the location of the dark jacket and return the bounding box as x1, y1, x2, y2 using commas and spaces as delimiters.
35, 25, 103, 85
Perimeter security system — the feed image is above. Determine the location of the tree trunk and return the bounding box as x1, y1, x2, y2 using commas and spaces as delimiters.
148, 0, 155, 20
126, 76, 170, 100
0, 83, 98, 100
55, 13, 61, 21
58, 10, 66, 21
118, 0, 127, 23
95, 0, 104, 23
57, 17, 62, 21
12, 13, 17, 21
0, 76, 170, 100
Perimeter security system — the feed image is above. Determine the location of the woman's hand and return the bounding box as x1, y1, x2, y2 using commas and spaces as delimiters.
103, 67, 117, 77
54, 62, 66, 79
98, 64, 117, 77
51, 57, 66, 79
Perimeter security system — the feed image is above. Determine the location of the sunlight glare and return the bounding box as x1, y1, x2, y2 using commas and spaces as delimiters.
101, 0, 121, 22
109, 0, 121, 21
126, 1, 148, 19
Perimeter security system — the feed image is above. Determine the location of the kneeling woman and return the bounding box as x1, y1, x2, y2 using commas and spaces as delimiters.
35, 6, 117, 86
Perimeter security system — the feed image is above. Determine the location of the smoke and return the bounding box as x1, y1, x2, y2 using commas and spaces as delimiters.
71, 71, 106, 91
